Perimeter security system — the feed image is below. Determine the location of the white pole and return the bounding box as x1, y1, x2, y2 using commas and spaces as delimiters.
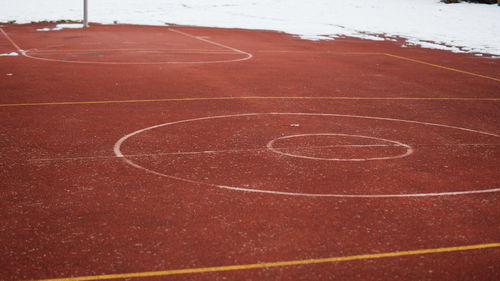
83, 0, 89, 28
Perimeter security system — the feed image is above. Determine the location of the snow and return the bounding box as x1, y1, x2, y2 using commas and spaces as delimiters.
0, 52, 19, 56
37, 23, 85, 31
1, 0, 499, 55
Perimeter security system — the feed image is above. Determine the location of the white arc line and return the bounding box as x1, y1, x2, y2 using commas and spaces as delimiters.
266, 133, 413, 161
114, 112, 500, 198
217, 185, 500, 198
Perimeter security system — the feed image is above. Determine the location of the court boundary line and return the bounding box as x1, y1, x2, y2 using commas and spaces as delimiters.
1, 96, 499, 107
32, 242, 500, 281
0, 27, 252, 65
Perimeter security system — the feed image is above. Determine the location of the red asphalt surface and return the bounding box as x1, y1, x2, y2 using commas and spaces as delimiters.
1, 23, 499, 281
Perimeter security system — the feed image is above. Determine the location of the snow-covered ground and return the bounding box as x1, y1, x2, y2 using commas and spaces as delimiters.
1, 0, 500, 55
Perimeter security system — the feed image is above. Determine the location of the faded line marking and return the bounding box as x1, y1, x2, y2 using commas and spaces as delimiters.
22, 142, 500, 163
26, 144, 404, 163
33, 243, 500, 281
1, 96, 499, 107
384, 53, 500, 83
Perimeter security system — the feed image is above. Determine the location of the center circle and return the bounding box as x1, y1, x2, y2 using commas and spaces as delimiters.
114, 112, 500, 198
266, 133, 413, 161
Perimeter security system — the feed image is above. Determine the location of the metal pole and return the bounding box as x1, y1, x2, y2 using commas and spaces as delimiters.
83, 0, 89, 28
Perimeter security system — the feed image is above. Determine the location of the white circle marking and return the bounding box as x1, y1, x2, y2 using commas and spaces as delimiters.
266, 133, 413, 161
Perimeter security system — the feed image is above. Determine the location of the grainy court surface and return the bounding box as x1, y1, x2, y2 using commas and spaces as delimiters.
0, 23, 499, 281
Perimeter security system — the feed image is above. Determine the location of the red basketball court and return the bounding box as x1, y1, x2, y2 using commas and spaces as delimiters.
0, 23, 499, 281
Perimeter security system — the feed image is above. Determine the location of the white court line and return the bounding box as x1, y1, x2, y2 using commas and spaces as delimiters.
217, 185, 500, 198
0, 27, 23, 53
0, 26, 252, 65
266, 133, 413, 161
169, 28, 252, 59
113, 112, 500, 198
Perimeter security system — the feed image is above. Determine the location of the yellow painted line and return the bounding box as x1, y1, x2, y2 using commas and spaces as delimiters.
258, 51, 500, 83
258, 50, 500, 82
384, 53, 500, 83
1, 96, 499, 107
257, 50, 381, 55
33, 242, 500, 281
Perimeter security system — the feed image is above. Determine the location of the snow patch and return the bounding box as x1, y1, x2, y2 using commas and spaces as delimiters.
37, 23, 85, 31
0, 52, 18, 56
